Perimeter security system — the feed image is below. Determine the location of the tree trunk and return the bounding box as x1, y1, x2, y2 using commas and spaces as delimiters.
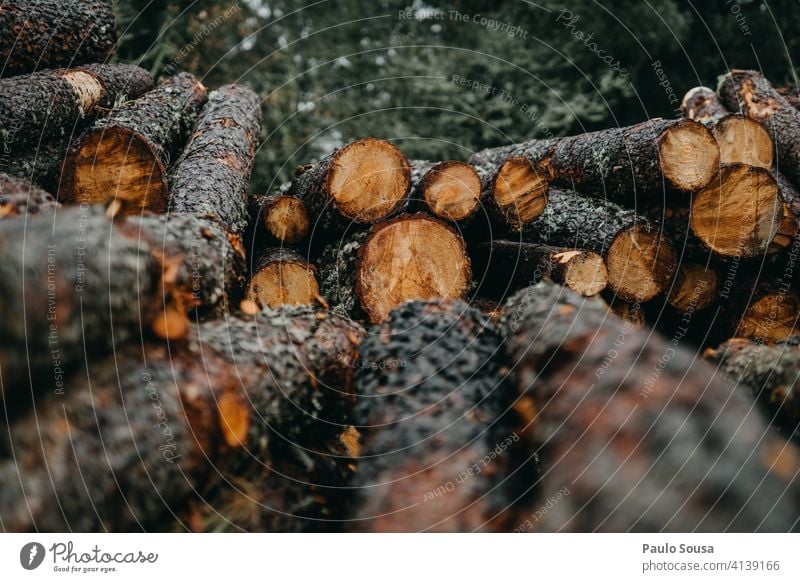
0, 308, 363, 532
707, 338, 800, 441
59, 73, 207, 214
0, 0, 117, 77
718, 69, 800, 187
0, 205, 246, 414
520, 188, 677, 302
409, 159, 481, 224
0, 137, 72, 192
250, 191, 310, 247
347, 300, 532, 532
0, 173, 58, 218
0, 64, 154, 152
246, 248, 319, 309
169, 84, 261, 236
471, 240, 607, 300
317, 213, 472, 323
291, 137, 411, 232
499, 282, 800, 532
469, 119, 719, 209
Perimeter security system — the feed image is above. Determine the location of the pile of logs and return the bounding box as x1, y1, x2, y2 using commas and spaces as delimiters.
1, 0, 799, 532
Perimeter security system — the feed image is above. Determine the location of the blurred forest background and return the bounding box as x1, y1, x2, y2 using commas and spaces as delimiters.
113, 0, 800, 191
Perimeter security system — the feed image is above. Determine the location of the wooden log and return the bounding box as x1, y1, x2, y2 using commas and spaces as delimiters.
707, 338, 800, 441
0, 205, 246, 413
169, 84, 261, 236
348, 300, 530, 532
471, 240, 607, 300
499, 282, 800, 532
0, 1, 117, 77
776, 85, 800, 110
0, 308, 363, 532
59, 73, 208, 214
246, 248, 319, 308
250, 192, 310, 246
317, 213, 472, 323
689, 163, 782, 258
410, 160, 482, 224
667, 263, 719, 313
0, 173, 58, 218
472, 155, 548, 232
470, 119, 719, 208
0, 64, 154, 152
521, 188, 677, 302
0, 137, 72, 192
718, 70, 800, 186
291, 138, 411, 232
723, 281, 800, 344
680, 86, 729, 124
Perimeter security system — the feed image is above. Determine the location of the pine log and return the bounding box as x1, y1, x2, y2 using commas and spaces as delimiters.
470, 118, 719, 208
680, 86, 729, 124
0, 137, 72, 192
348, 300, 531, 532
667, 263, 719, 313
59, 73, 208, 214
0, 1, 117, 77
471, 240, 607, 300
169, 84, 261, 236
410, 160, 482, 224
690, 164, 782, 258
776, 85, 800, 110
0, 173, 58, 218
718, 70, 800, 187
318, 213, 471, 323
721, 281, 800, 344
0, 205, 246, 413
707, 338, 800, 440
0, 308, 363, 532
499, 282, 800, 532
521, 188, 677, 302
251, 192, 310, 246
472, 155, 548, 231
0, 64, 154, 152
291, 138, 411, 232
247, 248, 319, 308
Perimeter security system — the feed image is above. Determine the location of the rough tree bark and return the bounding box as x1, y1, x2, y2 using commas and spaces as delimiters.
0, 308, 363, 532
499, 282, 800, 532
0, 173, 58, 218
347, 300, 532, 532
169, 84, 261, 236
0, 137, 72, 192
59, 73, 208, 213
0, 0, 117, 77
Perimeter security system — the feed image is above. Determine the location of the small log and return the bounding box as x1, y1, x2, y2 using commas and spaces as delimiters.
169, 84, 261, 236
0, 0, 117, 77
471, 240, 607, 299
602, 292, 647, 326
317, 213, 472, 323
59, 73, 208, 214
680, 86, 729, 124
348, 300, 530, 532
499, 282, 800, 532
0, 173, 59, 218
410, 160, 482, 224
251, 193, 310, 246
246, 248, 319, 308
472, 155, 548, 231
729, 281, 800, 344
521, 188, 677, 302
470, 118, 719, 207
707, 338, 800, 440
0, 205, 246, 413
690, 164, 782, 258
718, 70, 800, 187
292, 138, 411, 231
0, 64, 154, 152
667, 263, 719, 313
0, 308, 363, 532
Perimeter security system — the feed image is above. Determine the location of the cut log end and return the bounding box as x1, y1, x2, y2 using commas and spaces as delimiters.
262, 196, 310, 244
658, 120, 720, 192
680, 86, 727, 123
62, 128, 167, 213
713, 116, 774, 169
327, 138, 410, 222
421, 161, 481, 221
739, 290, 800, 344
355, 214, 471, 323
667, 264, 719, 312
690, 164, 781, 258
553, 250, 608, 297
606, 225, 677, 302
492, 156, 548, 230
247, 251, 320, 308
